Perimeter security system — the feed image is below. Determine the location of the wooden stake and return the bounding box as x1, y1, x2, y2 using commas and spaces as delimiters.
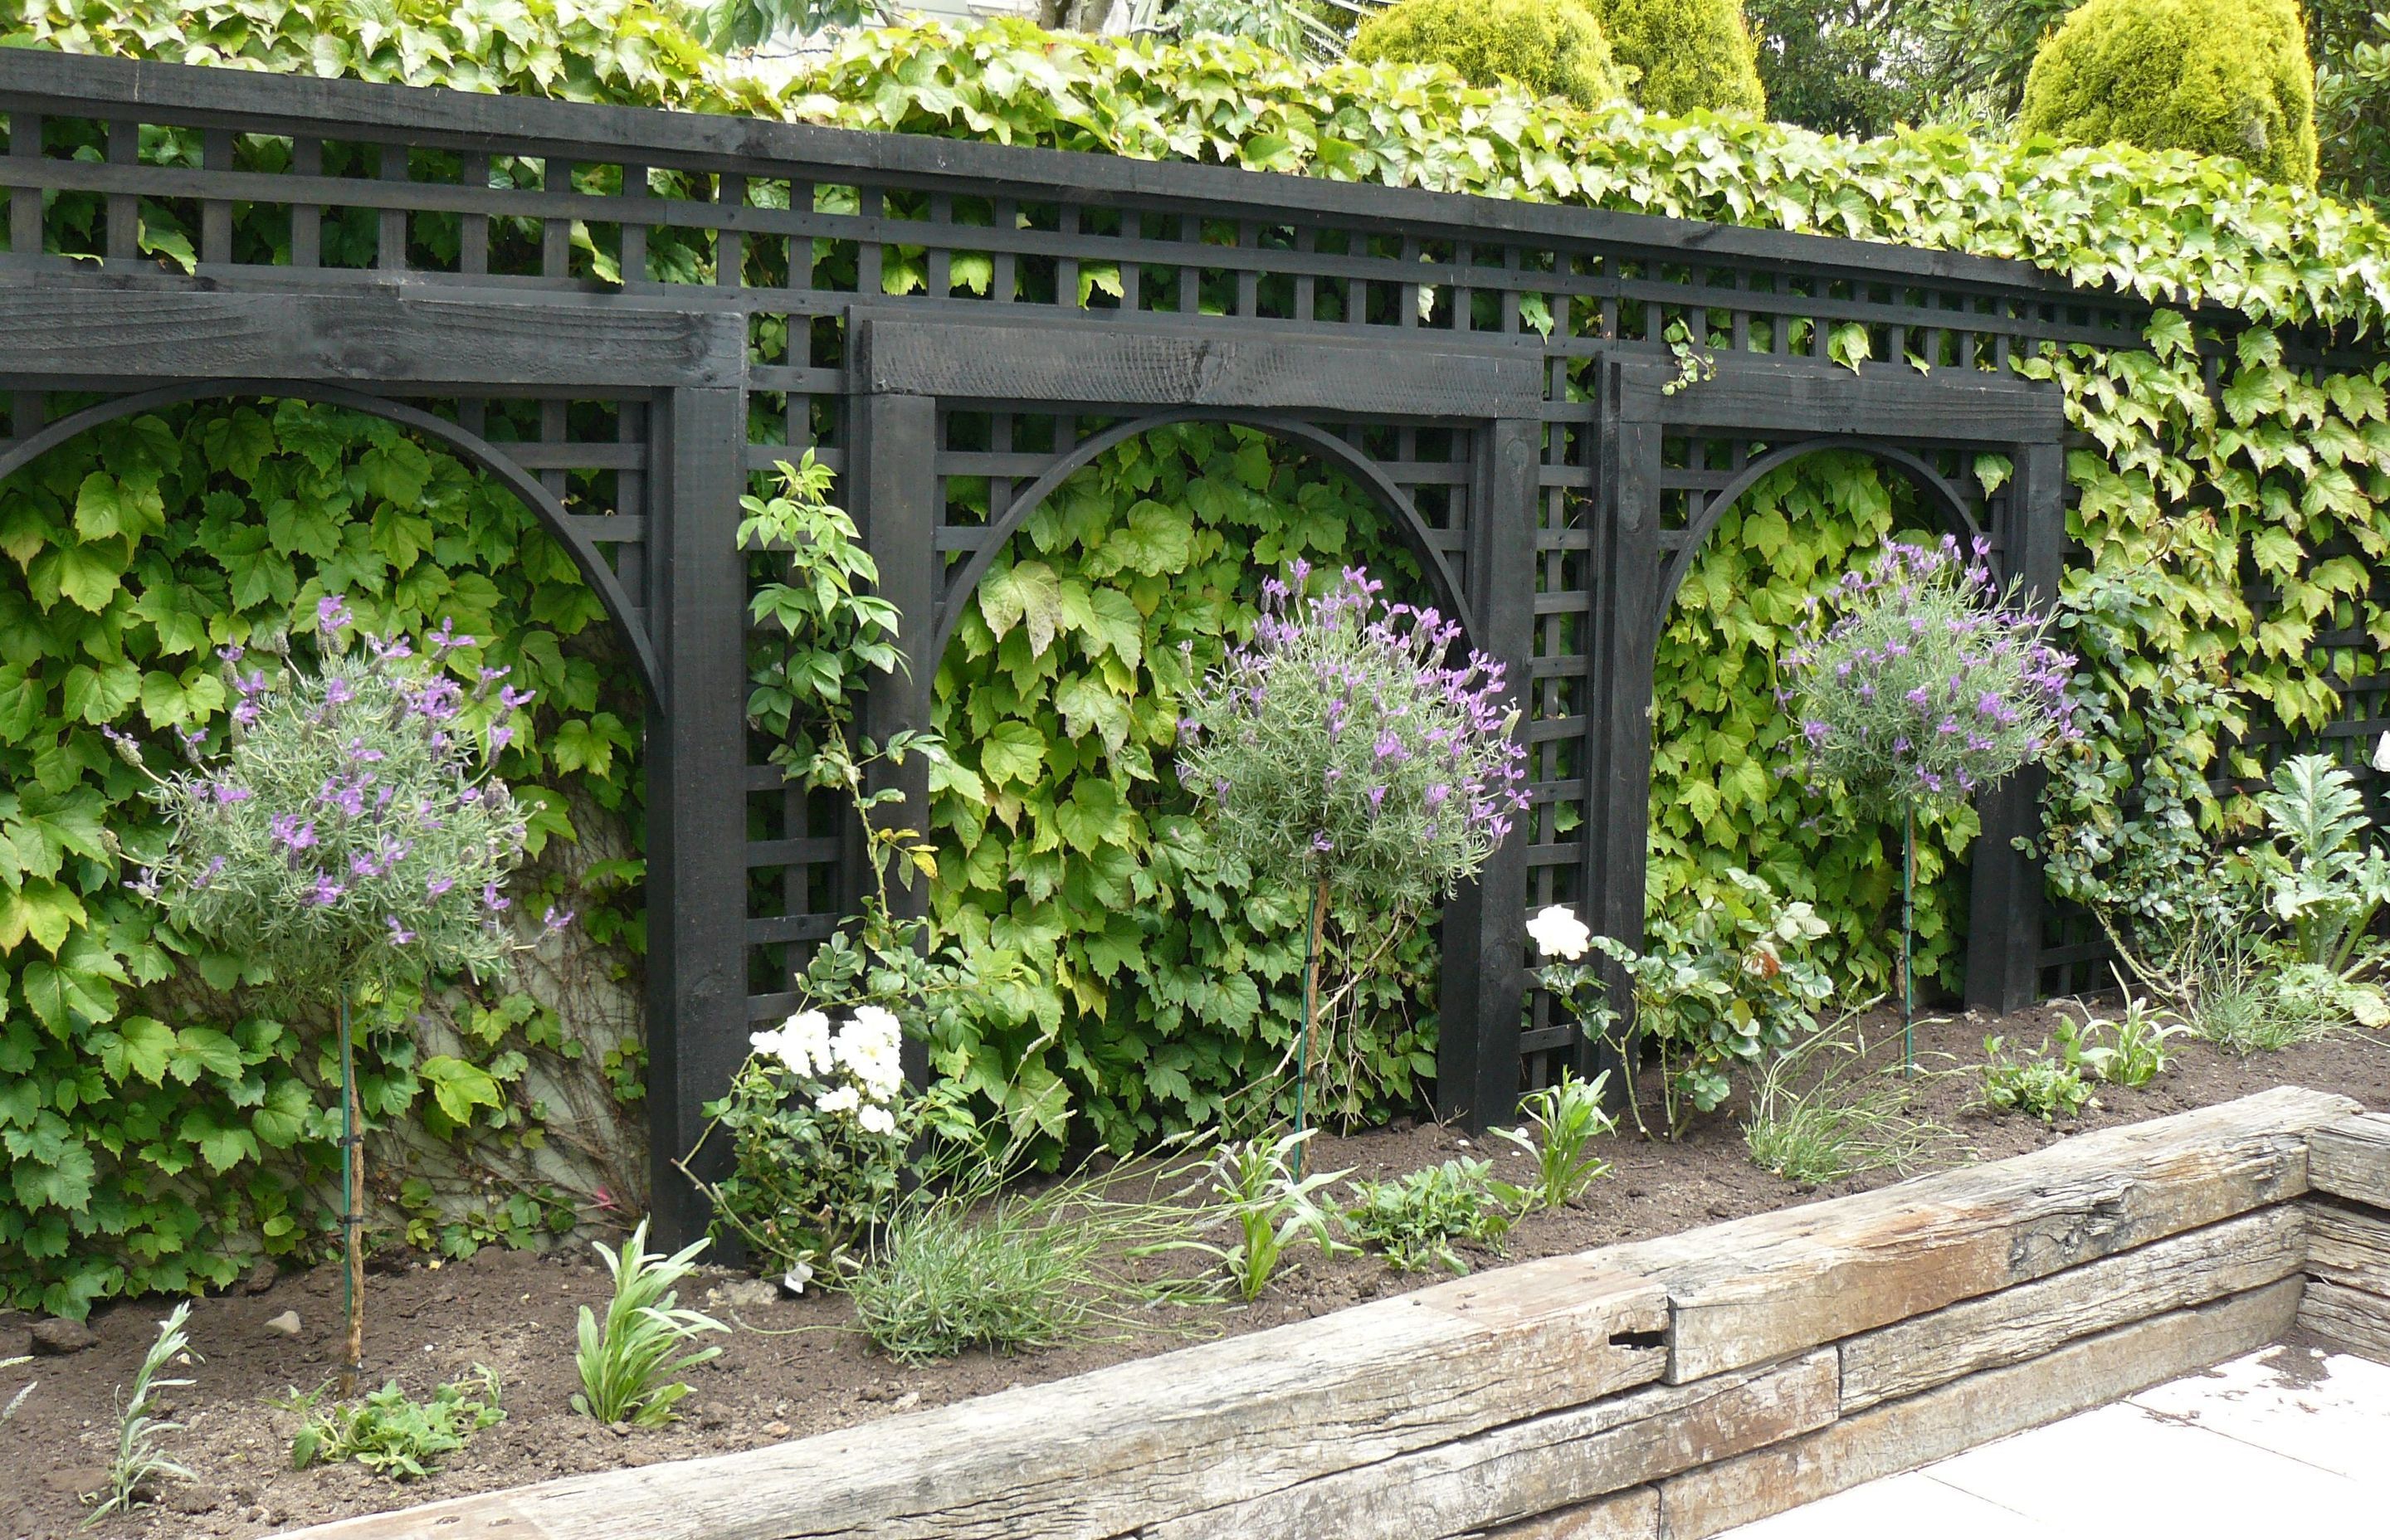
339, 992, 364, 1395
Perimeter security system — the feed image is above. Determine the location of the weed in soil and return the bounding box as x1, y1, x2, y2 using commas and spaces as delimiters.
572, 1222, 725, 1427
285, 1367, 505, 1479
1344, 1157, 1520, 1274
85, 1304, 197, 1527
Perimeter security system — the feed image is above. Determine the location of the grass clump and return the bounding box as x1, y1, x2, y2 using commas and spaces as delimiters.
287, 1367, 505, 1479
2192, 957, 2344, 1055
848, 1158, 1210, 1363
85, 1303, 197, 1526
572, 1220, 727, 1427
1344, 1157, 1520, 1274
1743, 1021, 1958, 1186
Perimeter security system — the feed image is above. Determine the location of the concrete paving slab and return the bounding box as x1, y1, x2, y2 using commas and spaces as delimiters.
1715, 1348, 2390, 1538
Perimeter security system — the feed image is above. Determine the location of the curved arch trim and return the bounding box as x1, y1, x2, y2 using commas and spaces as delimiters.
0, 380, 664, 701
927, 408, 1480, 664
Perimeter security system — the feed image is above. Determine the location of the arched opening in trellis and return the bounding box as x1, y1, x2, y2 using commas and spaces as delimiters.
0, 387, 654, 1250
916, 412, 1477, 1146
1645, 440, 2007, 1006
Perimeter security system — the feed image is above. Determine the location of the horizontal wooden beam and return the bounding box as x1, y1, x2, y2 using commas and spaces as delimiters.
0, 49, 2129, 307
1144, 1350, 1836, 1540
0, 282, 744, 390
1594, 1084, 2354, 1383
1612, 351, 2064, 441
851, 314, 1547, 417
2298, 1279, 2390, 1362
1836, 1206, 2307, 1411
2310, 1113, 2390, 1208
2305, 1200, 2390, 1300
275, 1258, 1665, 1540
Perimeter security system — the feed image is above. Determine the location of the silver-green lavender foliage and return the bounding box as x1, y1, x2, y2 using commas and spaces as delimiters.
1176, 563, 1527, 913
124, 595, 549, 992
1785, 538, 2075, 813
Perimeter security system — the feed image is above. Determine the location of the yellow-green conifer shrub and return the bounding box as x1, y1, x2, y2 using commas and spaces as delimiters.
1350, 0, 1625, 110
1593, 0, 1766, 117
2018, 0, 2319, 186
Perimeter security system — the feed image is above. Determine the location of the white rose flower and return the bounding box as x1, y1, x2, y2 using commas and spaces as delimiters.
850, 1004, 902, 1047
748, 1026, 786, 1061
816, 1084, 861, 1116
781, 1009, 832, 1076
856, 1104, 897, 1137
1525, 904, 1593, 962
2374, 731, 2390, 774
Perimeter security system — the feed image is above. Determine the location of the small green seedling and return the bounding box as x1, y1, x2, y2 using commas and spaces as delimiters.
85, 1304, 197, 1526
1978, 1035, 2095, 1123
1202, 1130, 1351, 1300
1495, 1070, 1617, 1211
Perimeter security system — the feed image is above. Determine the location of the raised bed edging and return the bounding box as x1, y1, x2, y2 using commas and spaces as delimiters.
277, 1087, 2390, 1540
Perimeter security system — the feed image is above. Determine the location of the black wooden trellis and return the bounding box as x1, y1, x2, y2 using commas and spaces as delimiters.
0, 50, 2144, 1246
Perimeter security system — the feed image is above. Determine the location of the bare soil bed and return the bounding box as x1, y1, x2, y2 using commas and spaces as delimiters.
7, 1001, 2388, 1540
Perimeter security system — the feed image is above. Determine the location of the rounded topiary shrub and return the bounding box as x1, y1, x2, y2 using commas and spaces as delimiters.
1350, 0, 1625, 110
1594, 0, 1767, 117
2018, 0, 2318, 186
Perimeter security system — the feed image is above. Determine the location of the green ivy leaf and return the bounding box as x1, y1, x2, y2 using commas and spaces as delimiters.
420, 1055, 503, 1123
980, 720, 1047, 787
0, 880, 87, 955
96, 1016, 176, 1085
979, 559, 1066, 656
72, 473, 163, 543
35, 541, 128, 612
180, 1109, 261, 1175
1053, 777, 1133, 854
1091, 502, 1193, 578
251, 1079, 316, 1149
169, 1026, 246, 1084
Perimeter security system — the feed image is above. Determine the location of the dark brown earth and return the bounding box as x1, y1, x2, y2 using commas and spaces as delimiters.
6, 1002, 2386, 1540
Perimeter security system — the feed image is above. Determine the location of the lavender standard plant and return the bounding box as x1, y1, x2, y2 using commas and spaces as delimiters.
1784, 538, 2075, 1065
120, 595, 553, 1386
1177, 563, 1526, 1140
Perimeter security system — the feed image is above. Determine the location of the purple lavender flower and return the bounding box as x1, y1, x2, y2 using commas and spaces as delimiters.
316, 594, 353, 633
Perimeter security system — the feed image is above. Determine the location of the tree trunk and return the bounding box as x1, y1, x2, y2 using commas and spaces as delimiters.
1038, 0, 1116, 32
